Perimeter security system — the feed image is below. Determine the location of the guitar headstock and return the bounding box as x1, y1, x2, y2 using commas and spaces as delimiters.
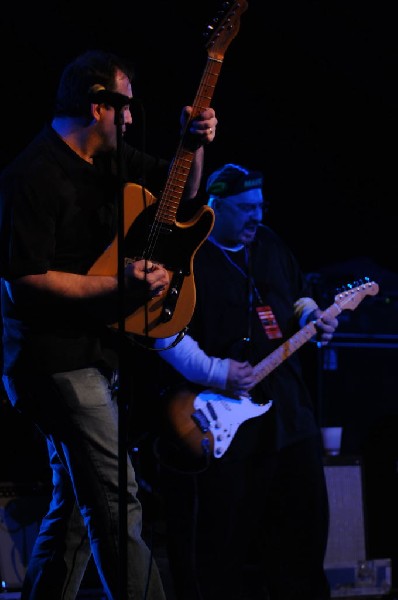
334, 277, 379, 311
204, 1, 249, 61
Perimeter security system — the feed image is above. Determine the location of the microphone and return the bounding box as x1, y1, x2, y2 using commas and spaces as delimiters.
88, 84, 131, 110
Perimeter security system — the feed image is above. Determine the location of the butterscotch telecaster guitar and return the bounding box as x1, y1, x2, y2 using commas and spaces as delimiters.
88, 1, 249, 338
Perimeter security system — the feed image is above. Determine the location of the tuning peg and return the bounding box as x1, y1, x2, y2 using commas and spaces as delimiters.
336, 276, 372, 295
203, 2, 233, 39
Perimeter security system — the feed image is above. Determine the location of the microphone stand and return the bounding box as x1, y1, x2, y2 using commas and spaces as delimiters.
112, 97, 129, 600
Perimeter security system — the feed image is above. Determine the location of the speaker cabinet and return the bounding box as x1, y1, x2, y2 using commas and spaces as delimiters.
323, 457, 366, 567
0, 482, 49, 590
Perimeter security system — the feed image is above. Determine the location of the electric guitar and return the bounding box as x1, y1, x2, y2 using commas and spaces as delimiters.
88, 1, 249, 338
166, 279, 379, 459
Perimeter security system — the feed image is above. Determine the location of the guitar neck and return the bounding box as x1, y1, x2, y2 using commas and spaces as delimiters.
252, 321, 317, 384
252, 280, 380, 386
154, 0, 248, 227
188, 55, 224, 120
252, 302, 343, 385
159, 56, 224, 225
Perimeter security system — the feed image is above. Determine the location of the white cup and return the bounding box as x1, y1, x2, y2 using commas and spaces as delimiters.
321, 426, 343, 456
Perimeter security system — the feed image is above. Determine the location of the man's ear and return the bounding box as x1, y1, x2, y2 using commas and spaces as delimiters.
89, 102, 102, 122
88, 84, 105, 122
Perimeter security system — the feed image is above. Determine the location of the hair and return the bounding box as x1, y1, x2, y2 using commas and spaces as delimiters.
53, 49, 135, 120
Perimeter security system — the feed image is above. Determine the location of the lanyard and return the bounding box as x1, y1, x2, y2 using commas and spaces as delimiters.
210, 239, 282, 341
210, 240, 258, 348
209, 238, 264, 304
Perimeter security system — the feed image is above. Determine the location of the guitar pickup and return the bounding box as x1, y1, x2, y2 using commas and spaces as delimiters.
191, 409, 210, 433
161, 269, 184, 322
206, 401, 217, 421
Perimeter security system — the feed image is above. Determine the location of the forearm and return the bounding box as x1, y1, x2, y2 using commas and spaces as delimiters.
5, 270, 150, 323
7, 271, 118, 302
294, 295, 338, 345
155, 333, 230, 389
183, 146, 204, 199
179, 104, 216, 200
293, 297, 319, 327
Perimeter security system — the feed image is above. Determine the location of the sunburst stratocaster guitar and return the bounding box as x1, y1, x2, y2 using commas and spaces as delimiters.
166, 279, 379, 459
88, 1, 248, 338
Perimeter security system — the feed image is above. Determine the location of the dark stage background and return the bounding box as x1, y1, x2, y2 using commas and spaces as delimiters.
1, 0, 398, 583
1, 0, 397, 273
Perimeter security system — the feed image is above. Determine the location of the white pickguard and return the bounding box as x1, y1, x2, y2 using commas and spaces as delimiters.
193, 389, 273, 458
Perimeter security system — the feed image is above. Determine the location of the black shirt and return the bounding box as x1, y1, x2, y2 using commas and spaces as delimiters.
0, 124, 169, 375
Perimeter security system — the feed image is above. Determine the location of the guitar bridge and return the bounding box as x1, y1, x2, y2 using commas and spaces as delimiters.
161, 269, 185, 322
191, 409, 210, 433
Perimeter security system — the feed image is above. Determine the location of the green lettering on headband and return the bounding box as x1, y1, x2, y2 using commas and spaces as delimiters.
207, 165, 264, 198
209, 181, 228, 195
244, 178, 263, 189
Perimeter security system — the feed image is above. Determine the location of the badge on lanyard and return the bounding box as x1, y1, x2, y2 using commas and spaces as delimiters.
256, 305, 283, 339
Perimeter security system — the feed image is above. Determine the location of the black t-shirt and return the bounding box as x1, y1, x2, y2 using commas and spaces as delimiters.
0, 124, 169, 375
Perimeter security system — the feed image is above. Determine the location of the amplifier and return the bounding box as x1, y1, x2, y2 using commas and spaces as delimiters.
323, 458, 392, 597
324, 457, 366, 566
